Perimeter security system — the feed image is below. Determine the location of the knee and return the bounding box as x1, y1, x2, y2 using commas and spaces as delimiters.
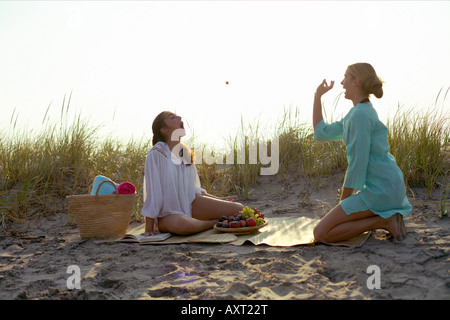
229, 202, 245, 216
221, 200, 244, 215
233, 202, 245, 212
313, 224, 327, 242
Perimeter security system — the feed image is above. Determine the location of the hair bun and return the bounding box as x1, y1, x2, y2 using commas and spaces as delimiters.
347, 63, 384, 99
369, 76, 383, 99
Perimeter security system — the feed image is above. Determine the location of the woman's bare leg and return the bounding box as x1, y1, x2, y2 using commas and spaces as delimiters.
147, 195, 244, 236
191, 194, 244, 220
158, 214, 217, 236
313, 204, 405, 243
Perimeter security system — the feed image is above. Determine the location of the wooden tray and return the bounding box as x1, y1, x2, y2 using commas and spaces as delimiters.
214, 221, 268, 234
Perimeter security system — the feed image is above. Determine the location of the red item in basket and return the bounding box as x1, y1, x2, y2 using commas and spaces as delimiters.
116, 182, 136, 194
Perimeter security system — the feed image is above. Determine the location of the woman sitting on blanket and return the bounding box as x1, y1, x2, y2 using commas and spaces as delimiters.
141, 111, 244, 236
312, 63, 412, 243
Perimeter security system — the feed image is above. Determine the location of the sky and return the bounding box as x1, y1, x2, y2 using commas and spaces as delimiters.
0, 0, 449, 147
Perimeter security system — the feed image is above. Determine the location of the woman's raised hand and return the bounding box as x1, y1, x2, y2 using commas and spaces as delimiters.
315, 79, 335, 97
313, 79, 334, 128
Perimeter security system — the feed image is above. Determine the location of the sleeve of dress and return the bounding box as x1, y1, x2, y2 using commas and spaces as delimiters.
193, 164, 206, 195
343, 111, 373, 191
141, 150, 164, 218
313, 119, 344, 141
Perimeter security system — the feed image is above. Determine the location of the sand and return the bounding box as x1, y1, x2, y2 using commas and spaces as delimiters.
0, 172, 449, 300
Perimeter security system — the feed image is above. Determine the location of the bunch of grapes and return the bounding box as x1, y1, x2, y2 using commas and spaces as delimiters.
241, 206, 254, 219
240, 206, 265, 226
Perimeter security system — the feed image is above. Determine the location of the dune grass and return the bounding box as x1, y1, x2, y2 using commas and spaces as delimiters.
0, 98, 151, 227
387, 104, 449, 198
0, 97, 448, 229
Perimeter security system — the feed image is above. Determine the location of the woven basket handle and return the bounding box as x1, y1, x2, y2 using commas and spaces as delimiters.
95, 180, 119, 196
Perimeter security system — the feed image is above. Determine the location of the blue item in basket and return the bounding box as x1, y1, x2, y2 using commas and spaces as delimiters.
91, 175, 119, 195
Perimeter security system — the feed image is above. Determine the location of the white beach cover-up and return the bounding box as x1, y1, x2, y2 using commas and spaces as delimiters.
141, 142, 205, 219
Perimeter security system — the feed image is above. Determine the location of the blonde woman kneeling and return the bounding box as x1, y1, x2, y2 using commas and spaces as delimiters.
312, 63, 412, 243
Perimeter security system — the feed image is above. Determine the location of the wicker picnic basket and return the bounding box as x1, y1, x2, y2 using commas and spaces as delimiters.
66, 180, 136, 239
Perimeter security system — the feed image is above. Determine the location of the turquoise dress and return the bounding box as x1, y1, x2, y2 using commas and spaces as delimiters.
314, 102, 412, 219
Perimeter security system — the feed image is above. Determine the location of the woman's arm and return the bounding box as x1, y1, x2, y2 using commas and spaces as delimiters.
313, 79, 334, 129
141, 151, 165, 235
342, 112, 373, 191
144, 217, 159, 235
199, 191, 237, 202
340, 186, 354, 202
313, 94, 324, 129
201, 191, 219, 198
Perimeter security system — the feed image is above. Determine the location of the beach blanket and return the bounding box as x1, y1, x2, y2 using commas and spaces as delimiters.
120, 217, 371, 248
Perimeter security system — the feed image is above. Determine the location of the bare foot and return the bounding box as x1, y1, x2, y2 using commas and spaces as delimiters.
385, 213, 405, 241
399, 214, 407, 237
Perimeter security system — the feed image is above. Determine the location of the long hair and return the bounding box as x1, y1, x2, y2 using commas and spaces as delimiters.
151, 111, 194, 165
152, 111, 170, 146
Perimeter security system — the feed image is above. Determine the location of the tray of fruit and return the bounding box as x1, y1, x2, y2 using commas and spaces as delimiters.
214, 206, 267, 234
